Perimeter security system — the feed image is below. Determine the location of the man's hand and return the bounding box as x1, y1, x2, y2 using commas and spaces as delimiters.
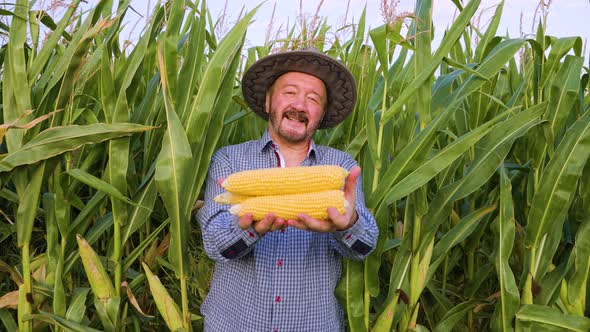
237, 212, 286, 236
287, 166, 361, 232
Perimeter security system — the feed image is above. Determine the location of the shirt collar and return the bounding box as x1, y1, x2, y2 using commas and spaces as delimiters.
257, 130, 319, 161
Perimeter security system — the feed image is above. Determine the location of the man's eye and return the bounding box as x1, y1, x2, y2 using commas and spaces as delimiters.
308, 97, 319, 104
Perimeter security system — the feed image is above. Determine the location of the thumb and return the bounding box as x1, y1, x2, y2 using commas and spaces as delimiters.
344, 166, 361, 200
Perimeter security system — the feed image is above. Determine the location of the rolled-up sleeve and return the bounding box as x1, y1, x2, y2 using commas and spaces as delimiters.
196, 148, 260, 262
330, 158, 379, 260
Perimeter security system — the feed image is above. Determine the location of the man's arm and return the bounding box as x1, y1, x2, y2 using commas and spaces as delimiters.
196, 148, 260, 261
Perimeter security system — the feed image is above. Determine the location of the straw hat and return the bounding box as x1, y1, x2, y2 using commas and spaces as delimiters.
241, 48, 357, 129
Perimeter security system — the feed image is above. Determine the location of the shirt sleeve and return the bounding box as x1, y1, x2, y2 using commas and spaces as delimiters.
196, 148, 260, 262
330, 158, 379, 260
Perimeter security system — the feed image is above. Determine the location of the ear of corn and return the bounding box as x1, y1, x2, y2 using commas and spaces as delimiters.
142, 262, 184, 331
213, 192, 252, 205
229, 190, 347, 220
222, 165, 348, 196
76, 234, 115, 300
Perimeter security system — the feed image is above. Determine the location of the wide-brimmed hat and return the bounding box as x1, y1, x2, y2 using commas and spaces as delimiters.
241, 48, 357, 129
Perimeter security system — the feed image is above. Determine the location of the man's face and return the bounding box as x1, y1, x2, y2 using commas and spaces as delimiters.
265, 72, 328, 144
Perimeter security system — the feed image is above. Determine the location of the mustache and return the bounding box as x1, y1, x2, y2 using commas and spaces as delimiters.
283, 109, 308, 122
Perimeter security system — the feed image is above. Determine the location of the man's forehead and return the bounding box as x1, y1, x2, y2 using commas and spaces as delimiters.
270, 71, 327, 91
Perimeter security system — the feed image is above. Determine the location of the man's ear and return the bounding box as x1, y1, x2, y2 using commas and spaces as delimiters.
265, 92, 271, 114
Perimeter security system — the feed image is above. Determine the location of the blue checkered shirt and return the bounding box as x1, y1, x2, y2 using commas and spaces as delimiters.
196, 131, 378, 331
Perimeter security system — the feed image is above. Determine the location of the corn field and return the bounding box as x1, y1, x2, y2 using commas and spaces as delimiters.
0, 0, 589, 330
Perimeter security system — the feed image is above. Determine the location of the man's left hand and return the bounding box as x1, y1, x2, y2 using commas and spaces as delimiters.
287, 166, 361, 232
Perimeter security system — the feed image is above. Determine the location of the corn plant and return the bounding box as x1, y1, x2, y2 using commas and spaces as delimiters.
1, 0, 254, 330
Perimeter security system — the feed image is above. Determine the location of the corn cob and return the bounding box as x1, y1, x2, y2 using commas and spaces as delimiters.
229, 190, 347, 221
76, 234, 115, 300
213, 192, 252, 205
222, 165, 348, 196
142, 262, 184, 331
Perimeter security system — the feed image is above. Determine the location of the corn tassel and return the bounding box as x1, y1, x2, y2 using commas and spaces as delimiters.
222, 165, 348, 196
76, 234, 115, 300
230, 190, 347, 221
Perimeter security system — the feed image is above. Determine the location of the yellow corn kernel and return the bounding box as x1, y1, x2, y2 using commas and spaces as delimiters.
76, 234, 115, 300
213, 192, 252, 205
222, 165, 348, 196
229, 190, 347, 221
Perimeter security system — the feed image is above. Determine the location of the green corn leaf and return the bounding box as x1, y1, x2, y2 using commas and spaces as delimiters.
0, 123, 154, 173
567, 219, 590, 309
28, 1, 81, 84
93, 296, 120, 332
490, 166, 520, 332
539, 37, 583, 90
433, 300, 480, 332
66, 169, 134, 206
413, 0, 433, 126
516, 304, 590, 331
427, 205, 495, 283
183, 5, 260, 148
474, 1, 504, 61
419, 103, 546, 249
452, 103, 547, 201
545, 55, 584, 151
16, 164, 44, 247
381, 0, 481, 125
344, 259, 366, 332
155, 38, 192, 283
122, 218, 170, 273
381, 116, 497, 205
525, 110, 590, 280
65, 288, 90, 323
121, 177, 158, 244
0, 310, 17, 332
176, 0, 207, 122
24, 312, 102, 332
368, 106, 453, 208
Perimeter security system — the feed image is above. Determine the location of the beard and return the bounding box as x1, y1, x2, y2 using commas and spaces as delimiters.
267, 101, 322, 144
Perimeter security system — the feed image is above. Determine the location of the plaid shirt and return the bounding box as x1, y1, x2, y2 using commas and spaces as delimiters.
196, 131, 378, 332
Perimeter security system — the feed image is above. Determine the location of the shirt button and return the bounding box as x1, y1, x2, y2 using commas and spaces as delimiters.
278, 259, 283, 267
275, 296, 281, 303
281, 228, 286, 233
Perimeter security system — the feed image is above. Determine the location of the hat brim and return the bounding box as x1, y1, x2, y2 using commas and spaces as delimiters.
241, 50, 357, 129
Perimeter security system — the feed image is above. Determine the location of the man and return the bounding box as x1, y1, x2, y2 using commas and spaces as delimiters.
196, 48, 378, 331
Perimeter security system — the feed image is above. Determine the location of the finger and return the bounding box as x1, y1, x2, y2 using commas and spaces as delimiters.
344, 166, 361, 200
254, 213, 276, 234
270, 218, 285, 232
287, 218, 308, 230
217, 178, 225, 187
297, 213, 331, 232
327, 207, 348, 229
238, 213, 254, 230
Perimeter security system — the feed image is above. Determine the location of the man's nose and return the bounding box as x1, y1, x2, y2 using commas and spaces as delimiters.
289, 93, 306, 110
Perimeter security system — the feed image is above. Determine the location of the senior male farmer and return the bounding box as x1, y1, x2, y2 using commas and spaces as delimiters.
196, 48, 378, 331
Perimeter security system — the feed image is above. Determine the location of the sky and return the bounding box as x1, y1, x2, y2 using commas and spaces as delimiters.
123, 0, 589, 55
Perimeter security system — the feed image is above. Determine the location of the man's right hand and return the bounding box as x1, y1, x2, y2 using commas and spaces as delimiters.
238, 212, 286, 236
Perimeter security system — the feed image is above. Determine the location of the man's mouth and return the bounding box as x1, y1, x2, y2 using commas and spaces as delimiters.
284, 110, 308, 124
